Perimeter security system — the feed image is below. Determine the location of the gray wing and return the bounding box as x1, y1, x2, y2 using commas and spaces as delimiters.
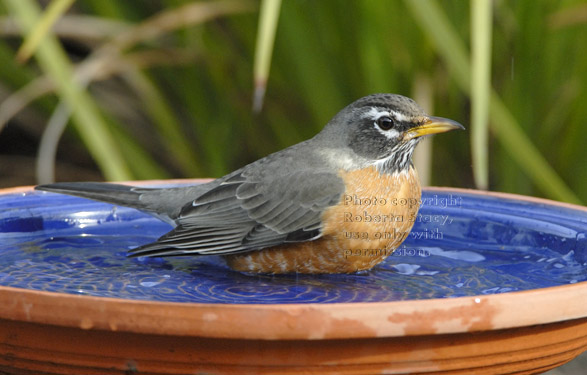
128, 169, 344, 257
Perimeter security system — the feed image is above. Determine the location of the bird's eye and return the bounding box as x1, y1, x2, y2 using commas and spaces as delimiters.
376, 116, 395, 130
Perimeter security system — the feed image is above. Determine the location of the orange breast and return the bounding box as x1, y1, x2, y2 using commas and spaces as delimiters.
224, 166, 421, 274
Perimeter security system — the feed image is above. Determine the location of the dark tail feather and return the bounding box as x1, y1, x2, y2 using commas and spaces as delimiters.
35, 182, 146, 209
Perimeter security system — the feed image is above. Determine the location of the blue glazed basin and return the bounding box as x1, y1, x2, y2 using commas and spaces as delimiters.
0, 183, 586, 305
1, 183, 587, 375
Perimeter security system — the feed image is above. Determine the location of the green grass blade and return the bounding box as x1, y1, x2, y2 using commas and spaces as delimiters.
108, 123, 171, 180
404, 0, 470, 89
253, 0, 282, 112
6, 0, 133, 181
126, 70, 203, 176
489, 93, 582, 205
470, 0, 492, 189
16, 0, 75, 63
405, 0, 581, 204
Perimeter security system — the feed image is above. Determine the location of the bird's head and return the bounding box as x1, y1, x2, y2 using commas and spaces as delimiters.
319, 93, 464, 174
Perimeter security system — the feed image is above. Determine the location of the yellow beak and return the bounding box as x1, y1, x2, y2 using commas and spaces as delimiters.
404, 116, 465, 140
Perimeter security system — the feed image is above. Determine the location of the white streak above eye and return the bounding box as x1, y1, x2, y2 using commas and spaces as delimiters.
361, 107, 411, 123
390, 110, 410, 123
362, 107, 389, 120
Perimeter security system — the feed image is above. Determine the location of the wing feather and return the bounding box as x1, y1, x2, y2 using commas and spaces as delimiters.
129, 167, 344, 258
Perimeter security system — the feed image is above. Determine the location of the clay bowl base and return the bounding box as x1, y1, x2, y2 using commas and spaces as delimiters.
1, 317, 586, 375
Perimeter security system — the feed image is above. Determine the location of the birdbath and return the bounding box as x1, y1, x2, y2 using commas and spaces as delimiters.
0, 181, 586, 374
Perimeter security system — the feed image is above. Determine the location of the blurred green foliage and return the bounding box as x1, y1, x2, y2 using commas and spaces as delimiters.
0, 0, 585, 204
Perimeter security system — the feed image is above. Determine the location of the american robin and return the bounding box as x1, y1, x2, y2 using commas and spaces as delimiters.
36, 93, 463, 274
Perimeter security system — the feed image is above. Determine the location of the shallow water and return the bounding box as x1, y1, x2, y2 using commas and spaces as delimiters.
0, 189, 585, 304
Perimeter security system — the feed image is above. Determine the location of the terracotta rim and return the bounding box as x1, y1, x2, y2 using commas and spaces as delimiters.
1, 183, 586, 340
